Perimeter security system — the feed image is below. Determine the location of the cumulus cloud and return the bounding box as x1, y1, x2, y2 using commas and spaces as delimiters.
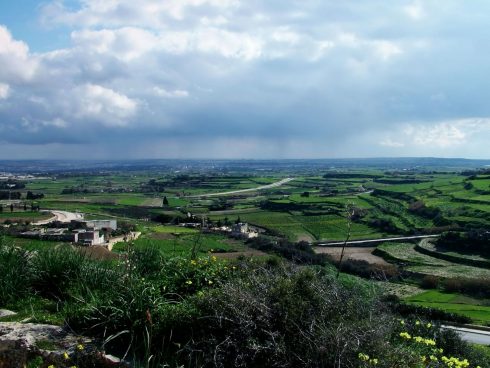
74, 84, 138, 126
0, 26, 38, 82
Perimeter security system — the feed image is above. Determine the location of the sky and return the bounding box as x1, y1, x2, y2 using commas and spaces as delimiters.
0, 1, 490, 159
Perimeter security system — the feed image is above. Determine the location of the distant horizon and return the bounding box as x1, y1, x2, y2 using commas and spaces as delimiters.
1, 156, 490, 162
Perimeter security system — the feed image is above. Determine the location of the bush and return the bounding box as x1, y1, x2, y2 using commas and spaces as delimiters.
420, 275, 440, 289
0, 241, 32, 306
442, 277, 490, 298
185, 264, 392, 368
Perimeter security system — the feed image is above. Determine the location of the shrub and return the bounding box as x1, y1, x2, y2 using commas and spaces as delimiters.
0, 241, 32, 306
420, 275, 440, 289
185, 264, 392, 368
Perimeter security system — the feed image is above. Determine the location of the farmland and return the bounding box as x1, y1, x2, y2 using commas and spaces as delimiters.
1, 159, 490, 327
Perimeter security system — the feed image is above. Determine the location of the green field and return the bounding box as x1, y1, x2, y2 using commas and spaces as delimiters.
405, 290, 490, 324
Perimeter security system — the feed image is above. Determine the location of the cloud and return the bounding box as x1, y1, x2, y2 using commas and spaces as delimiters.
0, 26, 38, 82
153, 87, 189, 98
380, 138, 404, 148
380, 118, 490, 150
1, 1, 490, 158
404, 1, 426, 20
0, 83, 10, 99
74, 84, 138, 126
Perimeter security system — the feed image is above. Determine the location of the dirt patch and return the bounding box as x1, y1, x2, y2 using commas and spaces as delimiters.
314, 246, 390, 266
79, 246, 120, 261
141, 197, 163, 207
213, 250, 268, 259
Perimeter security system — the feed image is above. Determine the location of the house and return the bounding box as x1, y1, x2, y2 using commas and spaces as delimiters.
231, 223, 258, 239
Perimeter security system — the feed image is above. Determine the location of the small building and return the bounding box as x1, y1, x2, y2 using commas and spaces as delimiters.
75, 229, 105, 246
74, 219, 117, 231
231, 223, 258, 239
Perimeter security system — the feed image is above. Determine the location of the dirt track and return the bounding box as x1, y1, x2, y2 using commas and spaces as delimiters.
188, 178, 294, 198
313, 246, 390, 266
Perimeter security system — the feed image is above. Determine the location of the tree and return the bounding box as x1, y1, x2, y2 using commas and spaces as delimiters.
162, 196, 169, 206
301, 191, 310, 197
10, 204, 14, 212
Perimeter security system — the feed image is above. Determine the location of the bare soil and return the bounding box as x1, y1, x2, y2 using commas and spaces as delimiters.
313, 246, 390, 266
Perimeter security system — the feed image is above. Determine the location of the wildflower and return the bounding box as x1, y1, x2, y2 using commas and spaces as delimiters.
369, 358, 378, 365
190, 259, 197, 265
399, 332, 411, 339
358, 353, 369, 361
48, 365, 55, 368
430, 355, 438, 362
208, 280, 213, 285
400, 320, 405, 325
212, 256, 217, 262
185, 280, 192, 285
426, 322, 432, 328
77, 343, 84, 351
63, 352, 69, 360
415, 320, 420, 325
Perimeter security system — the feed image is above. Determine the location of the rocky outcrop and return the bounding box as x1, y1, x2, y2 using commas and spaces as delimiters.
0, 322, 127, 368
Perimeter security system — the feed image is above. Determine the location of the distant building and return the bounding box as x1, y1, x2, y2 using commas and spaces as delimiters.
75, 229, 105, 246
231, 223, 258, 239
73, 219, 117, 231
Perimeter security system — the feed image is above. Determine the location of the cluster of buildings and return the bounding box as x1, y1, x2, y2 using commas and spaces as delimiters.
20, 219, 117, 246
179, 221, 259, 239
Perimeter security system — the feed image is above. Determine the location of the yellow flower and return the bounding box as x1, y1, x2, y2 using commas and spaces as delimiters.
400, 320, 405, 325
358, 353, 369, 362
427, 323, 432, 328
208, 280, 213, 285
77, 343, 84, 351
185, 280, 192, 285
48, 365, 55, 368
399, 332, 411, 339
415, 320, 420, 325
190, 259, 197, 265
63, 352, 69, 360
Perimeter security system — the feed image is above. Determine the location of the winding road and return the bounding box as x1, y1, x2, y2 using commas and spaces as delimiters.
33, 210, 84, 225
188, 177, 295, 198
442, 325, 490, 345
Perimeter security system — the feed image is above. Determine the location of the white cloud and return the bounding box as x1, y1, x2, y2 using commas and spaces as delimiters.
0, 83, 10, 99
153, 87, 189, 98
75, 84, 138, 126
380, 138, 404, 147
382, 118, 490, 149
404, 1, 426, 20
0, 26, 38, 82
71, 27, 158, 61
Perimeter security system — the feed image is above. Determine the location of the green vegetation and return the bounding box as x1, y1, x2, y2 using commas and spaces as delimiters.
405, 290, 490, 324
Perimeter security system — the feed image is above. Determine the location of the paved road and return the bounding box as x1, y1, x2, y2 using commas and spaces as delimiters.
188, 177, 295, 198
442, 325, 490, 345
33, 210, 84, 225
315, 234, 440, 247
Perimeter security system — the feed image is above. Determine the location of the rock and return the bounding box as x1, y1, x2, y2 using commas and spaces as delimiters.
0, 310, 16, 319
0, 322, 128, 367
